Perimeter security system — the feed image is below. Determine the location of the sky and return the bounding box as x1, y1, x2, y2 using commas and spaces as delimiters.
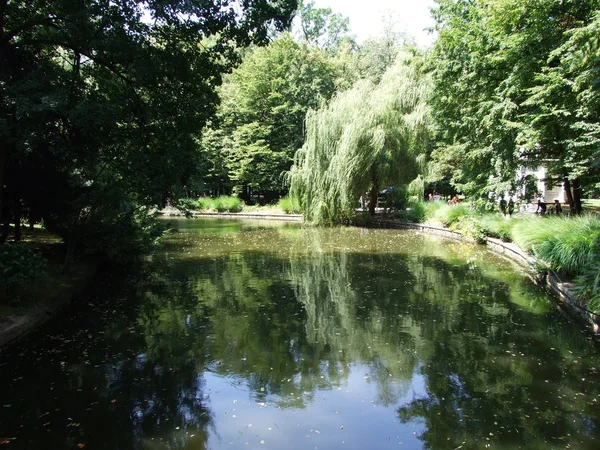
311, 0, 438, 48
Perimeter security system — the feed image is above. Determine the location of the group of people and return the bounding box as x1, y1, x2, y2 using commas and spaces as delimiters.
498, 197, 515, 216
427, 193, 461, 204
498, 197, 564, 215
535, 199, 562, 215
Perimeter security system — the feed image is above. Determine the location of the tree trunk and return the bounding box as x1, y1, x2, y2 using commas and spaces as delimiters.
0, 140, 6, 231
572, 178, 582, 215
13, 197, 21, 241
0, 218, 8, 244
368, 185, 378, 217
564, 177, 575, 215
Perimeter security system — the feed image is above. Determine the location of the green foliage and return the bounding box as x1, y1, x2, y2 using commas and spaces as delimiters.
295, 0, 353, 52
428, 203, 473, 227
176, 196, 243, 213
214, 196, 243, 213
428, 0, 600, 204
403, 201, 427, 223
478, 215, 519, 242
278, 196, 302, 214
0, 243, 48, 287
511, 215, 600, 277
450, 216, 487, 244
77, 208, 167, 262
175, 198, 199, 211
0, 0, 297, 250
201, 34, 338, 198
472, 199, 499, 215
290, 50, 430, 224
574, 236, 600, 313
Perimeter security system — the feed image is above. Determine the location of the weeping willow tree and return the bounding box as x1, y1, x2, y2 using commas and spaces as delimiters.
289, 50, 430, 224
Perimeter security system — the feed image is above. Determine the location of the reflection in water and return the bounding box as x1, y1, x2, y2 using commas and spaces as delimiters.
0, 218, 599, 450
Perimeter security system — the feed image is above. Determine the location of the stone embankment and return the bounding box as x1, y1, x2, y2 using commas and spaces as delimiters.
371, 218, 600, 334
159, 206, 303, 222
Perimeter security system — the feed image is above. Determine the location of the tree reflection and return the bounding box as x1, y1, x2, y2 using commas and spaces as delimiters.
4, 225, 597, 449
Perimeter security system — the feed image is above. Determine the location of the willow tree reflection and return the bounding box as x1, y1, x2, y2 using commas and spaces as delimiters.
136, 224, 600, 448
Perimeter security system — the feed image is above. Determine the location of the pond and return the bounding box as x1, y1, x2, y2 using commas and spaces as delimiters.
1, 218, 599, 449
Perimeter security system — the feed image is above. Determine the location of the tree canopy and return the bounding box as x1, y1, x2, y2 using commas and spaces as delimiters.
428, 0, 600, 212
0, 0, 297, 249
290, 50, 430, 224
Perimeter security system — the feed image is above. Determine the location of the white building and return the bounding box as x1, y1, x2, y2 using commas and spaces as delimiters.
517, 163, 566, 203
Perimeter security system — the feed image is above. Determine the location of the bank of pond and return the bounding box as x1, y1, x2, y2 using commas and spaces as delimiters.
0, 218, 599, 449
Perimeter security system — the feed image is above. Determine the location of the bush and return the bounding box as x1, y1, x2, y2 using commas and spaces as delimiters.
214, 196, 243, 212
429, 203, 473, 227
196, 197, 214, 211
278, 196, 302, 214
175, 198, 199, 210
450, 216, 487, 244
403, 201, 427, 223
175, 196, 243, 212
478, 215, 520, 242
0, 243, 48, 287
511, 215, 600, 277
472, 199, 498, 214
79, 208, 168, 262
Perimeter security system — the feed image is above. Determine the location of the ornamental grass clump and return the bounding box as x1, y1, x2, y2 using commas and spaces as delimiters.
429, 203, 473, 227
215, 196, 243, 213
478, 215, 521, 242
196, 197, 214, 211
511, 215, 600, 277
278, 196, 302, 214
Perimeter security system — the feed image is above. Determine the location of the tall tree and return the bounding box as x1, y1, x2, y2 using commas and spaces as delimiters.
201, 33, 337, 202
0, 0, 297, 245
290, 50, 430, 223
428, 0, 600, 213
295, 0, 353, 53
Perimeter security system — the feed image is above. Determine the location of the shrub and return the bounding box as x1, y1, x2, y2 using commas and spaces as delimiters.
472, 199, 498, 214
511, 215, 600, 277
431, 203, 473, 227
196, 197, 214, 211
450, 216, 487, 244
0, 243, 48, 287
217, 195, 243, 213
403, 201, 427, 223
79, 208, 168, 262
175, 198, 199, 210
278, 196, 302, 214
478, 215, 520, 242
420, 201, 445, 222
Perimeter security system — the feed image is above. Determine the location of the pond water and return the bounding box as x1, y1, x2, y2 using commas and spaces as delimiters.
1, 218, 600, 450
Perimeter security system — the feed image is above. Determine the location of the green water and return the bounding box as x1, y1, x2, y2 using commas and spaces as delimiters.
1, 218, 599, 449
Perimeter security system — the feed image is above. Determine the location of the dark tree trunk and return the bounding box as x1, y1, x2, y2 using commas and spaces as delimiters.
0, 219, 8, 244
368, 185, 378, 217
13, 197, 21, 241
564, 177, 575, 215
572, 178, 583, 215
0, 140, 6, 230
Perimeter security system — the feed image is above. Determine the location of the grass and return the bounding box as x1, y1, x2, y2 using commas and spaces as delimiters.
175, 196, 302, 215
278, 196, 302, 214
511, 215, 600, 277
176, 196, 243, 213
